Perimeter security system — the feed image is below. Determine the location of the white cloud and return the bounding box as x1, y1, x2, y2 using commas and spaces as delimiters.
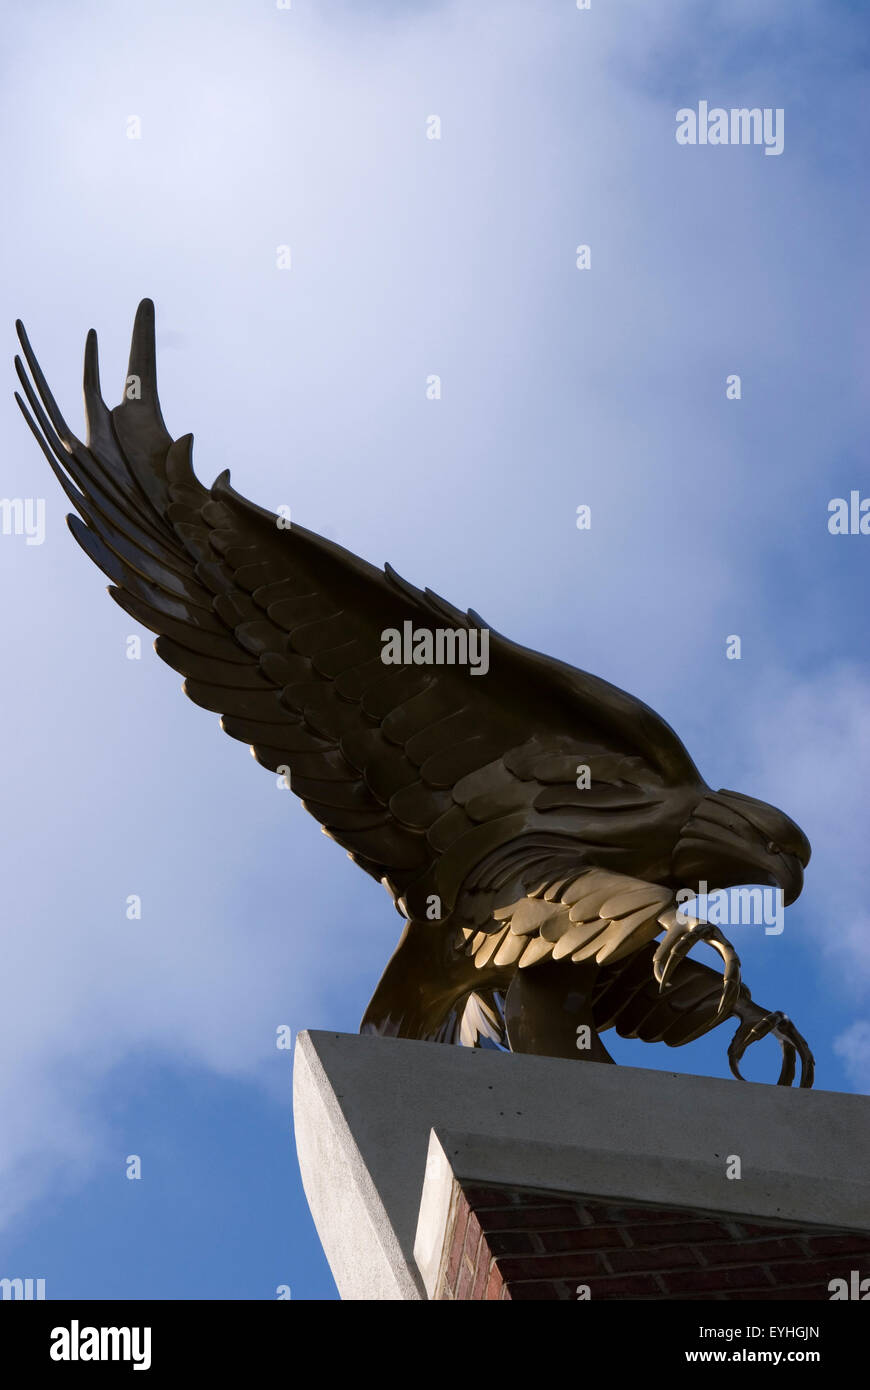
833, 1021, 870, 1093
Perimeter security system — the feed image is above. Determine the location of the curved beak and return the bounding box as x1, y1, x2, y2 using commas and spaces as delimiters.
779, 853, 804, 907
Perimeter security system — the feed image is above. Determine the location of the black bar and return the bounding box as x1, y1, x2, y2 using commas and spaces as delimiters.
2, 1297, 865, 1375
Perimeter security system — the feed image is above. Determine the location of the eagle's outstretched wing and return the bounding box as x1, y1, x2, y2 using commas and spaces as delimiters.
15, 300, 705, 929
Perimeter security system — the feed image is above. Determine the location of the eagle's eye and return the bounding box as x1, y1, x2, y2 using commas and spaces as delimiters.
766, 840, 780, 855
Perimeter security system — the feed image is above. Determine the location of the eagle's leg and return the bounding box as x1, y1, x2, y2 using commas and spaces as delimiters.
591, 944, 814, 1088
504, 959, 615, 1063
653, 906, 741, 1019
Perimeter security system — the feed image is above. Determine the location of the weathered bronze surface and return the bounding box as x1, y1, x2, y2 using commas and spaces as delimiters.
14, 300, 814, 1086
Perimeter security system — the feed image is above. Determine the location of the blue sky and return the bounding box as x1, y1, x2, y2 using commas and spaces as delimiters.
0, 0, 867, 1299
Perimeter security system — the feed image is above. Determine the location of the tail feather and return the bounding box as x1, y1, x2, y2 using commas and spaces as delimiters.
459, 989, 508, 1049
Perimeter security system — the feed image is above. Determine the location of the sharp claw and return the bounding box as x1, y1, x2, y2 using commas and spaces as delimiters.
728, 1021, 750, 1081
728, 1010, 815, 1088
654, 916, 742, 1014
779, 1016, 815, 1088
777, 1041, 796, 1088
717, 951, 743, 1016
717, 973, 741, 1022
653, 921, 685, 987
659, 951, 680, 991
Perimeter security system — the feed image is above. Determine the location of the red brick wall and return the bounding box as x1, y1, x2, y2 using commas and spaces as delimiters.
435, 1184, 870, 1300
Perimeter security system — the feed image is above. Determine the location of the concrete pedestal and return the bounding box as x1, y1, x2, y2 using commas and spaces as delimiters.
292, 1031, 870, 1301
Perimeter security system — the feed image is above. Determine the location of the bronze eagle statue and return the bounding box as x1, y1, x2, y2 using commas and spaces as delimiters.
14, 300, 814, 1087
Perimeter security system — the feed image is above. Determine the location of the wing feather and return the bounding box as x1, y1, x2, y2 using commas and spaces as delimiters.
15, 300, 706, 920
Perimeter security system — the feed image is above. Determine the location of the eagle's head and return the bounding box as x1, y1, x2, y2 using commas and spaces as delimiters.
672, 788, 810, 906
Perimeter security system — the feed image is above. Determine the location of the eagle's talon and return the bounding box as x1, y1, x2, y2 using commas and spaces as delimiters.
728, 1009, 814, 1088
653, 914, 742, 1019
